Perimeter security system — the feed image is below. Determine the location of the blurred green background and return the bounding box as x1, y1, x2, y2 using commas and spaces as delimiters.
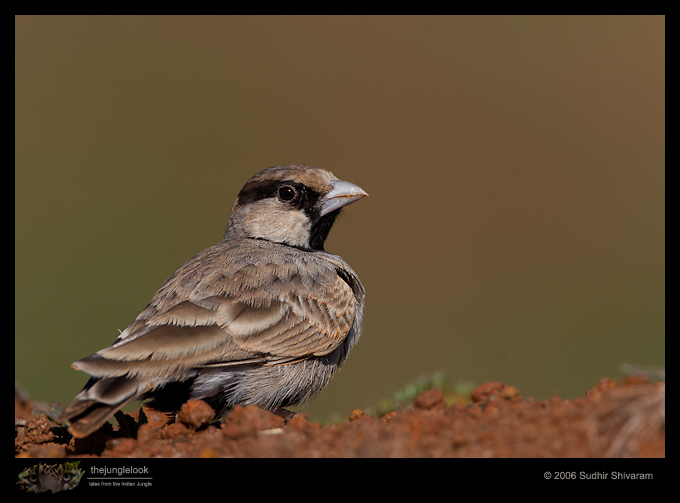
15, 15, 664, 422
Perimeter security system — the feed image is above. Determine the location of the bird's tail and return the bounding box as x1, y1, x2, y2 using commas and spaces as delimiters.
59, 375, 147, 438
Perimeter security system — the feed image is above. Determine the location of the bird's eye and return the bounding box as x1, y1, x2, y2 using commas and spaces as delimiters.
277, 185, 298, 202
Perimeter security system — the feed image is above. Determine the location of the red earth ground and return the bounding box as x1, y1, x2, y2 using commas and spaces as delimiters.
15, 377, 664, 458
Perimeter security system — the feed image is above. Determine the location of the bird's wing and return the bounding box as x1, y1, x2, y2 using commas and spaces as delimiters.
72, 241, 359, 379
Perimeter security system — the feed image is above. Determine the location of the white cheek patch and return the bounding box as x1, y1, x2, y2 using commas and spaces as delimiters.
242, 200, 312, 248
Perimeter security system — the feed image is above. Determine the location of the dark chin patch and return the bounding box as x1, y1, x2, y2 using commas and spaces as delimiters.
309, 209, 340, 251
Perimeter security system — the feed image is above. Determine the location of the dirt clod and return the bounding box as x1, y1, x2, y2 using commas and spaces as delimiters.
349, 409, 365, 421
177, 399, 215, 429
470, 382, 521, 403
414, 389, 445, 409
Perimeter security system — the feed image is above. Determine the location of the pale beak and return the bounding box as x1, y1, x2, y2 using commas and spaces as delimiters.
319, 180, 369, 217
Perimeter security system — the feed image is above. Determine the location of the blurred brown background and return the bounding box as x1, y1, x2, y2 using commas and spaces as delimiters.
15, 15, 664, 421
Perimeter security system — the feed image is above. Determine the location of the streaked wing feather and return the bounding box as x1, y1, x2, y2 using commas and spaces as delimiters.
76, 241, 358, 378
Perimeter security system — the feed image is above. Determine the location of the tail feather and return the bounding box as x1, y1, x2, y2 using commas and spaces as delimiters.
59, 376, 148, 438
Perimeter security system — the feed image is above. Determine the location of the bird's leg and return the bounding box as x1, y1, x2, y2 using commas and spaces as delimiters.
273, 407, 297, 421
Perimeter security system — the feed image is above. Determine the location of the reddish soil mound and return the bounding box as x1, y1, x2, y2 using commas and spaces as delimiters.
15, 377, 664, 458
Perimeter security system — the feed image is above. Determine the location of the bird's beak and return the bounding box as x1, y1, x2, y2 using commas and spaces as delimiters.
319, 180, 369, 217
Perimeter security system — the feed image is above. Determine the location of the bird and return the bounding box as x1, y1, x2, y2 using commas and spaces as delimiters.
59, 164, 368, 438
